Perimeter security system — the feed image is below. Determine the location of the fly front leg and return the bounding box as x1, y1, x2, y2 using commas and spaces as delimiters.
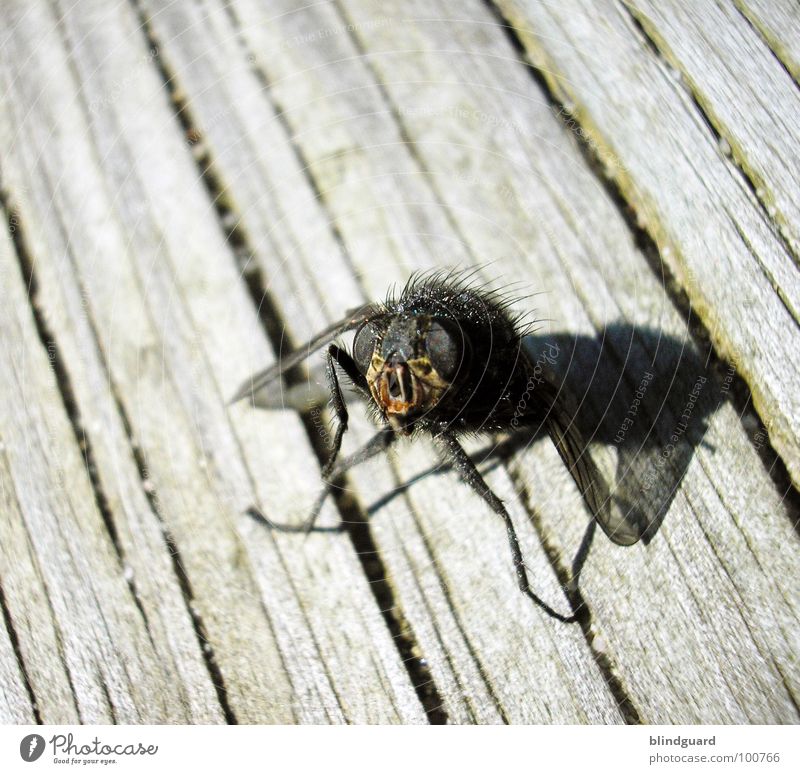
249, 340, 389, 535
320, 344, 352, 479
248, 428, 396, 534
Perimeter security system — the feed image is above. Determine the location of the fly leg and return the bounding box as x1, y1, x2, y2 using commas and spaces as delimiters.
248, 428, 396, 533
436, 430, 577, 623
319, 345, 366, 478
249, 345, 389, 534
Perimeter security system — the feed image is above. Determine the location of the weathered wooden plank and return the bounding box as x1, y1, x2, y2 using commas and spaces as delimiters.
0, 624, 34, 724
335, 0, 799, 723
493, 0, 800, 491
0, 200, 191, 723
1, 188, 224, 722
156, 0, 800, 721
628, 0, 800, 258
143, 0, 625, 722
1, 0, 424, 723
0, 346, 83, 725
1, 58, 227, 722
734, 0, 800, 82
0, 405, 82, 724
4, 0, 796, 726
0, 447, 37, 725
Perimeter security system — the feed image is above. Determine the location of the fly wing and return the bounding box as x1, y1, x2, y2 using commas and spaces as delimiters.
229, 303, 379, 405
246, 377, 332, 412
535, 378, 642, 546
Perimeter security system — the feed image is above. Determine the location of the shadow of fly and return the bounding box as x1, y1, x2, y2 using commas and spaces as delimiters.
231, 270, 639, 621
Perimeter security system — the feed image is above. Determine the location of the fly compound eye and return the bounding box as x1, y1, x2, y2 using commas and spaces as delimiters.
425, 319, 468, 383
353, 321, 380, 373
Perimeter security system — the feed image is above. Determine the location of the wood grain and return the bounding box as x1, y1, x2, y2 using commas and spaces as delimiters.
0, 199, 194, 723
141, 0, 624, 722
734, 0, 800, 81
1, 0, 423, 723
0, 423, 38, 725
627, 0, 800, 259
0, 0, 797, 724
494, 0, 800, 491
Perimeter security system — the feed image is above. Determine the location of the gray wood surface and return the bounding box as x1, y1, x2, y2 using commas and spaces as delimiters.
0, 204, 197, 723
1, 0, 423, 724
734, 0, 800, 82
628, 0, 800, 258
0, 0, 798, 724
495, 0, 800, 491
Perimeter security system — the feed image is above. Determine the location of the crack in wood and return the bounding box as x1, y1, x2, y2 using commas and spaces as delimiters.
621, 2, 800, 269
482, 0, 799, 513
0, 198, 128, 572
160, 529, 239, 725
0, 583, 42, 724
131, 0, 447, 724
220, 2, 364, 287
110, 376, 240, 723
3, 148, 238, 726
1, 189, 149, 725
731, 1, 800, 87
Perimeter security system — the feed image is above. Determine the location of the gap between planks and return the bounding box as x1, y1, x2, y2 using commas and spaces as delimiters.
132, 3, 449, 722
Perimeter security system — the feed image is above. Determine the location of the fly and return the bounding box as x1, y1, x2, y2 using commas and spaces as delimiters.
231, 270, 639, 621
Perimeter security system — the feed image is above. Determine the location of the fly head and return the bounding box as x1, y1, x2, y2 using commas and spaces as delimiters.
353, 314, 471, 433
